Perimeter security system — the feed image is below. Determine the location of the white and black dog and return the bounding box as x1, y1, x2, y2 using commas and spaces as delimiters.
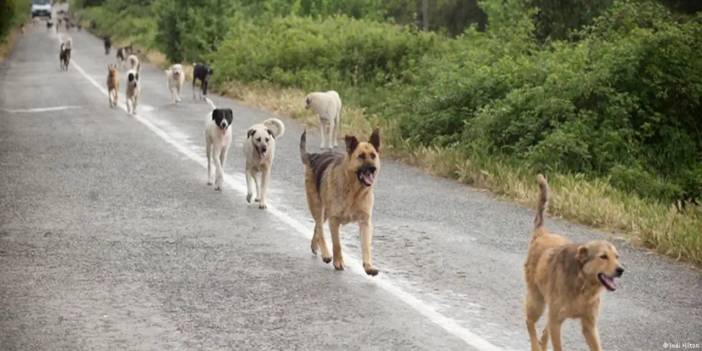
193, 63, 213, 100
125, 69, 139, 115
244, 118, 285, 209
59, 38, 72, 71
204, 97, 234, 191
165, 64, 185, 103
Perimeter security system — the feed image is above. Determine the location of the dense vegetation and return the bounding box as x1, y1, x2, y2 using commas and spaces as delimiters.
73, 0, 701, 263
0, 0, 30, 42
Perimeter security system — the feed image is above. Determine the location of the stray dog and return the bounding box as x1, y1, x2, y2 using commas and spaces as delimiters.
107, 64, 119, 108
305, 90, 342, 150
244, 118, 285, 209
46, 21, 53, 31
116, 45, 132, 67
165, 64, 185, 103
59, 38, 71, 71
524, 175, 624, 351
193, 63, 213, 100
125, 69, 140, 115
299, 128, 381, 276
103, 37, 111, 55
204, 98, 234, 191
127, 54, 140, 72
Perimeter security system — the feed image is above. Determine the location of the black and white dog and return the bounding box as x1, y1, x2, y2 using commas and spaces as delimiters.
59, 38, 72, 71
125, 69, 140, 115
204, 97, 233, 191
193, 63, 213, 100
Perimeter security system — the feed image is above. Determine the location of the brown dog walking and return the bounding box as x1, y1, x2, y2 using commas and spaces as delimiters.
524, 175, 624, 351
299, 129, 381, 276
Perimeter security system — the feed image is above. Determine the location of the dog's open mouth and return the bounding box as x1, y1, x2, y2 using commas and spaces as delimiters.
598, 273, 618, 291
357, 165, 376, 187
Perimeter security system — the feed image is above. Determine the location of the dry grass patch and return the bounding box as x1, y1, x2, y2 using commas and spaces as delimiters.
0, 28, 22, 63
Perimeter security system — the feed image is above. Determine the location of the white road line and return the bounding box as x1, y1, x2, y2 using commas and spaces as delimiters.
1, 106, 83, 113
69, 57, 507, 351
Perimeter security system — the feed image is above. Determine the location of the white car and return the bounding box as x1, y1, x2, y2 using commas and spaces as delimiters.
31, 0, 52, 18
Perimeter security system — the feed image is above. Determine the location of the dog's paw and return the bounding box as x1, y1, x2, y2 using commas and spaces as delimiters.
207, 181, 213, 186
363, 264, 379, 276
258, 203, 267, 210
322, 256, 332, 264
246, 193, 253, 203
254, 198, 260, 203
333, 257, 345, 271
214, 185, 222, 191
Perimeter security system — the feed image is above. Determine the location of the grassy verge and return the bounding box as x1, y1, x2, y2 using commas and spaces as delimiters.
0, 27, 22, 63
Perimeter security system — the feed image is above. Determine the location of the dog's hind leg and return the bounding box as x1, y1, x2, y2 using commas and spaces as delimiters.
525, 288, 546, 351
328, 120, 335, 150
319, 123, 327, 150
329, 218, 345, 270
360, 219, 378, 276
581, 313, 602, 351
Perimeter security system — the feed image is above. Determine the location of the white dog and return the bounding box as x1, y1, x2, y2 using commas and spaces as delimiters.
243, 118, 285, 209
127, 54, 140, 72
165, 64, 185, 103
305, 90, 342, 150
204, 98, 234, 191
125, 69, 139, 115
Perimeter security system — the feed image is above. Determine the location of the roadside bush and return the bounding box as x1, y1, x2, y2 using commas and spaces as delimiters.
391, 0, 702, 203
0, 0, 30, 40
211, 15, 441, 95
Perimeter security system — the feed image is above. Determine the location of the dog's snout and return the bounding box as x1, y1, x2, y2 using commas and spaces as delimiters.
615, 266, 624, 277
261, 146, 267, 153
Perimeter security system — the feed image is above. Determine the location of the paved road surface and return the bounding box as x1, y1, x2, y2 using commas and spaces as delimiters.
0, 21, 700, 351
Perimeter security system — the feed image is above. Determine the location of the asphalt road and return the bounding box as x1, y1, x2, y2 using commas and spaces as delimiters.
0, 20, 700, 351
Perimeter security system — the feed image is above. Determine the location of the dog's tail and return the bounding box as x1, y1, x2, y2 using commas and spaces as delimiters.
300, 129, 309, 166
534, 174, 549, 230
263, 118, 285, 138
204, 97, 216, 110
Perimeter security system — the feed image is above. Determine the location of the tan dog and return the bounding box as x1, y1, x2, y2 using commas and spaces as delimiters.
244, 118, 285, 209
299, 129, 381, 276
107, 64, 119, 108
524, 175, 624, 351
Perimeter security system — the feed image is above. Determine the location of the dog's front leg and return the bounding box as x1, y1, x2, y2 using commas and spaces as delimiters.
245, 169, 255, 203
206, 143, 214, 185
581, 314, 602, 351
359, 219, 378, 276
213, 147, 224, 191
547, 313, 565, 351
258, 166, 270, 209
329, 218, 344, 270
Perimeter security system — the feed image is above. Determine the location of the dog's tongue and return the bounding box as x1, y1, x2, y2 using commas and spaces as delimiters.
601, 275, 617, 291
360, 171, 375, 186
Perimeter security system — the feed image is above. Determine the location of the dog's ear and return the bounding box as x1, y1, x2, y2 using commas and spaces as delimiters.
576, 245, 590, 264
369, 128, 380, 152
247, 129, 256, 138
266, 128, 275, 138
345, 135, 359, 155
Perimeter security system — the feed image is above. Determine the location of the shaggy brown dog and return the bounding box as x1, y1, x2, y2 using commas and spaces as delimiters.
299, 129, 381, 276
106, 64, 119, 108
524, 175, 624, 351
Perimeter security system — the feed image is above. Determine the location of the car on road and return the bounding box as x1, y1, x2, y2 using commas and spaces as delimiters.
31, 0, 52, 18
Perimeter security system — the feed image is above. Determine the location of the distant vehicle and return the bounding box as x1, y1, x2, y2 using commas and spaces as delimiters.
31, 0, 52, 18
